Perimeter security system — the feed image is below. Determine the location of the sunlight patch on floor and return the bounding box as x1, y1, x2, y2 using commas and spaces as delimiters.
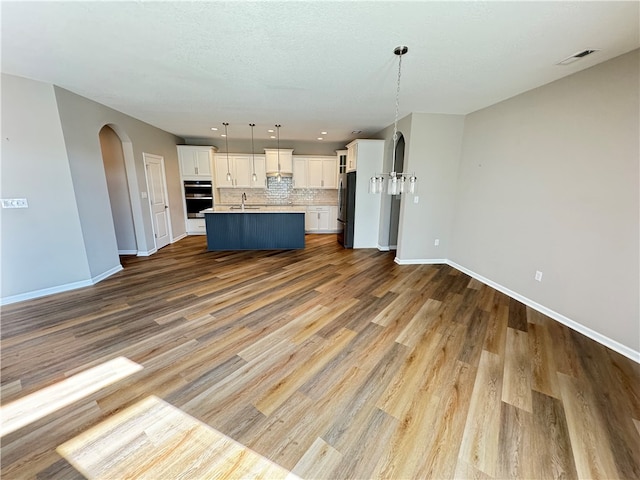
57, 395, 299, 479
0, 356, 142, 437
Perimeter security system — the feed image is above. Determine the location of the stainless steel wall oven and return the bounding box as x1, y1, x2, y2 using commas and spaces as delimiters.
183, 180, 213, 218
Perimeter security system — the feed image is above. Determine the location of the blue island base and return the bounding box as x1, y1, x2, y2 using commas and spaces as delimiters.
205, 212, 305, 251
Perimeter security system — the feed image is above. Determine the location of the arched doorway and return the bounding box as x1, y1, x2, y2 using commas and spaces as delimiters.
389, 134, 405, 248
99, 125, 137, 255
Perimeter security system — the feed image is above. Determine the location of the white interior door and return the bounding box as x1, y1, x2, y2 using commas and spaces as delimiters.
144, 153, 171, 250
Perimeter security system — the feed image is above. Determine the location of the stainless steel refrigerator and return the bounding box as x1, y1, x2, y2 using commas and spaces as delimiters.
337, 172, 356, 248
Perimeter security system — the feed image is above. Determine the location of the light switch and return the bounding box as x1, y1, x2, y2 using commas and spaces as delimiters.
141, 192, 148, 199
413, 196, 419, 204
1, 198, 28, 208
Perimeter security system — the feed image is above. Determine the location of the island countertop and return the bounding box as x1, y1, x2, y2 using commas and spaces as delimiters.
201, 206, 307, 214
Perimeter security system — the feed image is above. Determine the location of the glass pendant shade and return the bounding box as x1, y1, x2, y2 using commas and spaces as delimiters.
252, 172, 258, 182
398, 176, 406, 194
369, 176, 377, 194
387, 174, 398, 195
226, 172, 232, 182
408, 175, 417, 195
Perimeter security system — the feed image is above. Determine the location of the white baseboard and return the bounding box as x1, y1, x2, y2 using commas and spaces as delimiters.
0, 264, 123, 306
91, 265, 123, 284
378, 244, 397, 252
172, 233, 187, 242
394, 257, 447, 265
446, 260, 640, 364
118, 249, 138, 255
137, 248, 157, 257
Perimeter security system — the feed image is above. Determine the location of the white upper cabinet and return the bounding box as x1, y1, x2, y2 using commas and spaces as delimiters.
346, 143, 358, 172
337, 149, 348, 174
264, 149, 293, 175
214, 154, 233, 188
293, 157, 307, 188
293, 156, 337, 189
307, 159, 325, 188
214, 154, 266, 189
250, 156, 267, 188
322, 157, 338, 188
233, 155, 252, 188
178, 146, 215, 179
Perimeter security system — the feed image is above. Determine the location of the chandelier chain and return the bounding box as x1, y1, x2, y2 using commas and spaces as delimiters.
250, 123, 256, 176
223, 122, 230, 175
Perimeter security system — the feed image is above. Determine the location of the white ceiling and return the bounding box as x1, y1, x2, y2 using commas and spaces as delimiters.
2, 1, 638, 144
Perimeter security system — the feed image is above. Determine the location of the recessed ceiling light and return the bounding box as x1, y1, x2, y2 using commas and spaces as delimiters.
268, 129, 274, 133
210, 127, 218, 131
321, 131, 327, 135
317, 137, 324, 140
221, 134, 226, 137
270, 135, 276, 139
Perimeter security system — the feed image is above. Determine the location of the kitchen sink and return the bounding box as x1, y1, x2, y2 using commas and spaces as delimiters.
229, 205, 260, 210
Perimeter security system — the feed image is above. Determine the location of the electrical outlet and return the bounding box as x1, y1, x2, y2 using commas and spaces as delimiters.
1, 198, 28, 208
434, 239, 440, 246
535, 270, 543, 282
141, 192, 148, 199
413, 196, 419, 204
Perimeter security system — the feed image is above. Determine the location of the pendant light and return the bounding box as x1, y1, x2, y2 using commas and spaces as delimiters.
275, 124, 282, 182
370, 46, 417, 196
250, 123, 257, 183
222, 122, 232, 183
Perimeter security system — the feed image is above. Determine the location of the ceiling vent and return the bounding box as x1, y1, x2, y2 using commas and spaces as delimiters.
556, 49, 600, 66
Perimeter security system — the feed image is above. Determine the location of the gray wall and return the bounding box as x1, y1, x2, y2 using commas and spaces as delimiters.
1, 74, 91, 298
1, 75, 186, 302
450, 49, 639, 351
54, 86, 185, 274
99, 125, 137, 253
395, 113, 465, 261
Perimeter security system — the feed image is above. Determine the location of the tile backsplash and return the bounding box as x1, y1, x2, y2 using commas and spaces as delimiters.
218, 177, 338, 205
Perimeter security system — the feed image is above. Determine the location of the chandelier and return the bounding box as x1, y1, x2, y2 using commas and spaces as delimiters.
370, 46, 417, 195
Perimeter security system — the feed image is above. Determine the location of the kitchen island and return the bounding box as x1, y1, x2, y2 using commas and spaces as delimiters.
202, 206, 306, 251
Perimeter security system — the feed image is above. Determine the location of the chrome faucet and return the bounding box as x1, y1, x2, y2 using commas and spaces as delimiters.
241, 192, 247, 210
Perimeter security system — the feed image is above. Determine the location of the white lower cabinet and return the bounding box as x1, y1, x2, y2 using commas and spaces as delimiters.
329, 206, 338, 231
306, 206, 338, 233
186, 218, 207, 235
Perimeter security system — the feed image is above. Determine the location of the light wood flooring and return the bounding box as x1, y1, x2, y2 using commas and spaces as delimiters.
1, 234, 639, 479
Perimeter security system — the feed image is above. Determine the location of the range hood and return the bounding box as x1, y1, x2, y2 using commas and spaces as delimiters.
266, 171, 293, 178
264, 148, 294, 177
